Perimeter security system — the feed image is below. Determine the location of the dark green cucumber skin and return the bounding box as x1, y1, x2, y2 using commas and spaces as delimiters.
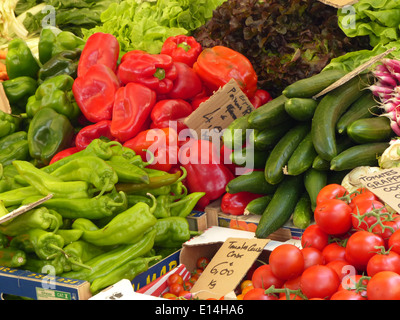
264, 123, 310, 185
336, 92, 377, 134
284, 98, 318, 121
311, 75, 368, 161
248, 95, 289, 130
304, 168, 328, 211
292, 192, 313, 230
223, 114, 251, 150
347, 117, 394, 144
283, 69, 347, 98
244, 195, 272, 215
330, 142, 390, 171
253, 119, 295, 151
287, 132, 317, 176
312, 137, 354, 171
230, 147, 269, 169
226, 171, 277, 195
256, 174, 304, 239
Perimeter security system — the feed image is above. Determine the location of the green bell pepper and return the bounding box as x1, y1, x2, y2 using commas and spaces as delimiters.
27, 108, 74, 165
5, 38, 40, 80
2, 76, 38, 109
38, 28, 85, 65
153, 216, 193, 248
38, 48, 81, 84
0, 140, 29, 167
26, 74, 80, 120
0, 110, 22, 139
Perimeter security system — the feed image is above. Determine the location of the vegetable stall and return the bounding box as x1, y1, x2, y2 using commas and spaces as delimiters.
1, 0, 400, 301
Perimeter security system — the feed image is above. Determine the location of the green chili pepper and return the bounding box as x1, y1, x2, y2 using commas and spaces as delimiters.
0, 186, 41, 207
0, 110, 22, 139
0, 247, 27, 267
27, 108, 74, 165
38, 48, 81, 83
106, 156, 149, 184
0, 232, 9, 248
126, 194, 152, 207
0, 207, 61, 236
72, 194, 157, 246
50, 156, 118, 196
170, 192, 206, 218
6, 38, 40, 79
13, 160, 94, 199
38, 28, 85, 65
63, 240, 105, 272
24, 253, 65, 275
26, 74, 80, 120
62, 228, 157, 282
0, 140, 29, 166
90, 255, 161, 294
56, 229, 83, 245
153, 191, 190, 219
153, 217, 193, 248
2, 76, 38, 109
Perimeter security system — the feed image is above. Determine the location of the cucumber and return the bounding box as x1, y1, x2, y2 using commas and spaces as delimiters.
284, 98, 318, 121
230, 147, 269, 169
248, 95, 289, 130
292, 192, 313, 229
287, 132, 317, 176
312, 137, 354, 171
311, 74, 368, 161
336, 92, 378, 134
255, 174, 304, 239
226, 170, 277, 194
347, 116, 394, 144
244, 195, 272, 215
253, 119, 295, 151
223, 114, 252, 150
264, 123, 310, 185
304, 168, 328, 211
330, 142, 390, 171
282, 69, 347, 98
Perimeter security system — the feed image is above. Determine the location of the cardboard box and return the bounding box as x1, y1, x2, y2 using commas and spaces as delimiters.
205, 199, 305, 241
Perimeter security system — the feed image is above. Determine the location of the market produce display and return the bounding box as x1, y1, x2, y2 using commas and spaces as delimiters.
1, 0, 400, 301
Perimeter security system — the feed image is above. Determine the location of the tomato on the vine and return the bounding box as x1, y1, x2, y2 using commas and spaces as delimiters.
169, 282, 185, 296
338, 274, 368, 297
300, 265, 340, 299
366, 250, 400, 276
314, 199, 353, 235
316, 184, 348, 206
269, 244, 304, 280
372, 214, 400, 245
367, 271, 400, 300
389, 229, 400, 255
325, 260, 354, 281
349, 188, 379, 210
321, 242, 346, 263
243, 288, 278, 300
167, 273, 183, 287
301, 224, 329, 251
196, 257, 210, 270
301, 247, 324, 269
330, 290, 366, 300
351, 199, 386, 231
251, 264, 284, 289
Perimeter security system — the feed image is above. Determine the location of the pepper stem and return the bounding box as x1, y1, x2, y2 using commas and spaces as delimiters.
48, 214, 60, 234
153, 68, 166, 80
46, 243, 66, 260
68, 259, 92, 271
177, 42, 191, 52
168, 196, 192, 208
146, 193, 157, 215
142, 149, 155, 166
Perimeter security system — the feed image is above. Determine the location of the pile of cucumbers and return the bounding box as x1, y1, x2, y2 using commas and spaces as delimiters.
224, 69, 394, 239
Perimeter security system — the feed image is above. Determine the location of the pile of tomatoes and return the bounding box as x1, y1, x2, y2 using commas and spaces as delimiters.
241, 183, 400, 300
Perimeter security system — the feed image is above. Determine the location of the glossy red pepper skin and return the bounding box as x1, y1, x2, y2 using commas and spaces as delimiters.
75, 120, 118, 150
110, 83, 157, 142
150, 99, 193, 134
193, 46, 258, 98
49, 146, 80, 165
250, 89, 272, 109
117, 52, 177, 95
77, 32, 120, 77
221, 192, 264, 216
161, 35, 202, 67
73, 64, 120, 123
179, 139, 234, 209
165, 62, 203, 100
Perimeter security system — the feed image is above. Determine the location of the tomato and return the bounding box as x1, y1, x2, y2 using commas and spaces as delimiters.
338, 274, 368, 298
192, 268, 203, 278
330, 290, 366, 300
351, 199, 386, 231
183, 281, 193, 291
196, 257, 210, 270
366, 251, 400, 277
314, 199, 353, 235
169, 283, 184, 296
167, 273, 183, 286
251, 264, 285, 289
241, 285, 254, 296
316, 184, 348, 206
389, 229, 400, 255
269, 244, 304, 280
278, 293, 304, 300
345, 231, 385, 271
349, 188, 379, 210
300, 265, 340, 299
372, 214, 400, 246
301, 247, 324, 269
322, 242, 346, 263
282, 276, 301, 291
301, 224, 329, 251
243, 288, 278, 300
325, 260, 355, 281
367, 271, 400, 300
178, 290, 193, 299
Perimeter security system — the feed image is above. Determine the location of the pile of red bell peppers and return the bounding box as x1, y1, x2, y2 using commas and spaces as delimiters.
52, 32, 272, 211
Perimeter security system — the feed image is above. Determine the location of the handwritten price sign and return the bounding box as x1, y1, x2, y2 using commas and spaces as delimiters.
190, 237, 270, 300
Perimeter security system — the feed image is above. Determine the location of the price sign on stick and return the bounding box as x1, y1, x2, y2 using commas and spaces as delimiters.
190, 237, 270, 300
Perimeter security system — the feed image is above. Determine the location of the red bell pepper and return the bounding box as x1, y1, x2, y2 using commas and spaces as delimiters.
77, 32, 120, 77
123, 127, 179, 172
75, 120, 118, 150
193, 46, 258, 98
221, 192, 264, 216
250, 89, 272, 109
49, 146, 80, 165
191, 95, 209, 110
110, 82, 157, 142
166, 62, 203, 100
179, 139, 234, 209
161, 35, 202, 67
117, 51, 177, 95
150, 99, 193, 134
73, 64, 120, 123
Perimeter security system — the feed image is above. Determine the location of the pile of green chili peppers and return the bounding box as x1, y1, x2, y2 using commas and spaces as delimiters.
0, 138, 205, 294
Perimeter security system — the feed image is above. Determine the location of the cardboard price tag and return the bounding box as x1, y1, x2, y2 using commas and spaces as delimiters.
190, 237, 270, 300
359, 168, 400, 212
0, 83, 11, 114
318, 0, 358, 8
184, 79, 254, 141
